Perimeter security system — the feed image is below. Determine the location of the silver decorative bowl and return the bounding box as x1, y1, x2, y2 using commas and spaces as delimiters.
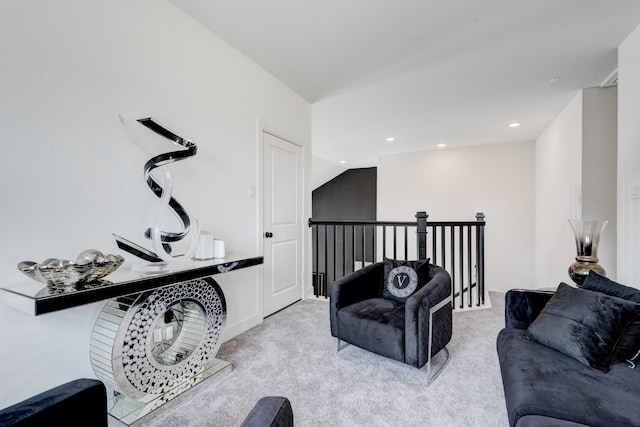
18, 249, 125, 288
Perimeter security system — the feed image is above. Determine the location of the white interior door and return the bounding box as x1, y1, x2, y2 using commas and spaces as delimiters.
263, 131, 303, 317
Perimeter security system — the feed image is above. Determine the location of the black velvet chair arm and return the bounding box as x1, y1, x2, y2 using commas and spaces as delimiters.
405, 265, 452, 368
330, 262, 385, 336
0, 378, 107, 427
240, 396, 293, 427
504, 289, 555, 330
407, 265, 452, 310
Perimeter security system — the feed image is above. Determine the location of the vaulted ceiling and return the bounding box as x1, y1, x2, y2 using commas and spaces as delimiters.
171, 0, 640, 168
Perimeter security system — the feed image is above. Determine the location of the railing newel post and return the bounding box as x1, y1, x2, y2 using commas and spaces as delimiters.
415, 211, 428, 261
476, 212, 486, 305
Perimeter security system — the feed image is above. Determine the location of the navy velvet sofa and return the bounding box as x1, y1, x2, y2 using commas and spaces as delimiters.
497, 275, 640, 427
0, 378, 108, 426
0, 378, 293, 427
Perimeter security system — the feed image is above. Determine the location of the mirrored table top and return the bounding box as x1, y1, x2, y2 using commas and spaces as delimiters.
0, 254, 263, 316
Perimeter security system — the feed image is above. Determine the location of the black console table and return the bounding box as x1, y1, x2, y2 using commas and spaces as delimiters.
0, 254, 263, 425
0, 254, 262, 315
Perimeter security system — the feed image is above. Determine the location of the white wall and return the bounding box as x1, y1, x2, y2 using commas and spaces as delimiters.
582, 87, 618, 279
311, 156, 347, 190
618, 25, 640, 286
534, 87, 619, 288
0, 0, 310, 408
534, 93, 583, 288
377, 141, 535, 293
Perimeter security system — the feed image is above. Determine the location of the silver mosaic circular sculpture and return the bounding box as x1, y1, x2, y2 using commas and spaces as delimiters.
90, 277, 226, 401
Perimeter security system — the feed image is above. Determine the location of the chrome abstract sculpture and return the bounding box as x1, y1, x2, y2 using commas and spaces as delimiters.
114, 117, 200, 264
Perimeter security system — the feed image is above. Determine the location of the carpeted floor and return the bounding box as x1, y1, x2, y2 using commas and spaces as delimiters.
109, 292, 509, 427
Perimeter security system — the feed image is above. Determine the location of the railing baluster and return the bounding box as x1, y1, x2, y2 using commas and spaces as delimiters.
475, 224, 479, 306
324, 225, 328, 297
459, 225, 464, 309
361, 225, 365, 267
431, 225, 437, 265
352, 225, 356, 273
450, 225, 457, 309
440, 225, 446, 273
383, 226, 387, 260
467, 224, 472, 308
404, 226, 408, 260
333, 225, 338, 290
312, 224, 317, 296
342, 226, 346, 279
372, 225, 376, 263
393, 227, 397, 259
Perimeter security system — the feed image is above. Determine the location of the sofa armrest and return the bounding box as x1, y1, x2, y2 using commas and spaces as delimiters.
330, 262, 384, 336
505, 289, 555, 329
0, 378, 107, 427
240, 396, 293, 427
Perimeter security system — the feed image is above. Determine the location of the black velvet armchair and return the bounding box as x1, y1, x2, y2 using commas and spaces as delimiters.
330, 261, 452, 381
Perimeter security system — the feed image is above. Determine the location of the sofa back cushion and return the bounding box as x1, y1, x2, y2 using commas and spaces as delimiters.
582, 271, 640, 364
524, 283, 640, 372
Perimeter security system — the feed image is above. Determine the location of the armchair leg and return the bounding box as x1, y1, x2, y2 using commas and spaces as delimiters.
425, 296, 453, 385
425, 346, 450, 385
337, 339, 350, 352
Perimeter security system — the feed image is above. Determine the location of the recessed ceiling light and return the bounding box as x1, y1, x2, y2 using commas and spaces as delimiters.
339, 160, 346, 164
509, 122, 521, 128
386, 137, 396, 142
437, 143, 446, 148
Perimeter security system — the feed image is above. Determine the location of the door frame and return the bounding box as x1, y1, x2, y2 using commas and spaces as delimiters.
256, 120, 308, 318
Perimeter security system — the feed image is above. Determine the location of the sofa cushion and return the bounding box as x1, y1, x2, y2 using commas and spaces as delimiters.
582, 271, 640, 363
336, 298, 405, 362
497, 328, 640, 427
382, 257, 429, 303
524, 282, 640, 371
583, 271, 640, 302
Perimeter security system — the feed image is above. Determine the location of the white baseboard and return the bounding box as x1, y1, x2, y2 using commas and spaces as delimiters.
222, 314, 262, 342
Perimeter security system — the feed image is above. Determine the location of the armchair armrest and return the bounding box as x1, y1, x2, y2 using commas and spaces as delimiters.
240, 396, 293, 427
504, 289, 555, 329
330, 262, 384, 337
407, 265, 452, 310
405, 265, 452, 368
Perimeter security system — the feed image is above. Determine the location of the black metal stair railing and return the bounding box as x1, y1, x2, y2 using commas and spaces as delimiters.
308, 212, 486, 309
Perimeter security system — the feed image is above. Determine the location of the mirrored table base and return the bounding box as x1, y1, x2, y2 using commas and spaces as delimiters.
91, 276, 230, 425
107, 358, 231, 425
